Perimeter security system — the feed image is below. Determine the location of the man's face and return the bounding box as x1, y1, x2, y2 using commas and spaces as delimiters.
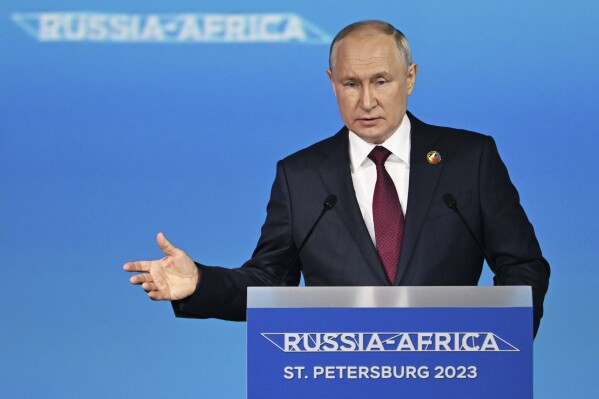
327, 30, 417, 144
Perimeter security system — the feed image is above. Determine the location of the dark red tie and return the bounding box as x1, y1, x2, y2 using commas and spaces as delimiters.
368, 146, 405, 284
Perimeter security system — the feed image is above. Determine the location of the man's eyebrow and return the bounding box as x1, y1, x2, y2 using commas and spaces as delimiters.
337, 71, 392, 81
371, 71, 393, 80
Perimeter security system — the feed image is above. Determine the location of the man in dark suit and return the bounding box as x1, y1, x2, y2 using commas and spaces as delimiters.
124, 21, 549, 335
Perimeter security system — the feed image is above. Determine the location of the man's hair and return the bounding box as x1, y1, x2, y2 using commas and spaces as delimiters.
328, 20, 412, 70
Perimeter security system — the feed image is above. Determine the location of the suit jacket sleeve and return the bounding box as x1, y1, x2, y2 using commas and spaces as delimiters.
478, 136, 550, 335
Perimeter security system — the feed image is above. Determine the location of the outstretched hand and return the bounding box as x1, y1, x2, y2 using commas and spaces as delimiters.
123, 233, 199, 301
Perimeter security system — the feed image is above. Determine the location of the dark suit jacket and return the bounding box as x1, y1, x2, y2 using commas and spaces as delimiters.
174, 113, 550, 335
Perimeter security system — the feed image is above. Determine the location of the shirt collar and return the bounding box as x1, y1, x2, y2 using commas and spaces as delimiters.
349, 113, 411, 172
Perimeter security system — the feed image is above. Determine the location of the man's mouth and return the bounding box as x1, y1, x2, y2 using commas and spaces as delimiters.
358, 117, 381, 126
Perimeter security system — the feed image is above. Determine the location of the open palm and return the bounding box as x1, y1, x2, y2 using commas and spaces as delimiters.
124, 233, 199, 301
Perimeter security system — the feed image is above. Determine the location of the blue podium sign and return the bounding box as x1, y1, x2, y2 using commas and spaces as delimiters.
247, 286, 532, 399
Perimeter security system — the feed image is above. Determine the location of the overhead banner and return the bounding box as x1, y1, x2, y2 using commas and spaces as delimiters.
11, 12, 332, 44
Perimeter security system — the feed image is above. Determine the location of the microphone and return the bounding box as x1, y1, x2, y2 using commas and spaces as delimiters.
442, 193, 500, 284
279, 194, 337, 286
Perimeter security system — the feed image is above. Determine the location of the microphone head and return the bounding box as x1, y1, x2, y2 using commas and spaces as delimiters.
442, 193, 458, 210
323, 194, 337, 210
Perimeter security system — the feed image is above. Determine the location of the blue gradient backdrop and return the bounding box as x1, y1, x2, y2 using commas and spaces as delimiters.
1, 1, 597, 397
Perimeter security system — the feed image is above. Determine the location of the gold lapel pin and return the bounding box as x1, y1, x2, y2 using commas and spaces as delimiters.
426, 150, 442, 165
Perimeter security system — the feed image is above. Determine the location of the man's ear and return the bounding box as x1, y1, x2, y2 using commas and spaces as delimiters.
327, 68, 337, 97
406, 63, 418, 95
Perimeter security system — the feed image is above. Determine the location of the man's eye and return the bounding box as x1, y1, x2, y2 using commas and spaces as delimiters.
376, 80, 387, 86
344, 81, 357, 87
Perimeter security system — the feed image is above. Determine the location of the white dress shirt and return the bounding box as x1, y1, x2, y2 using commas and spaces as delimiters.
349, 113, 411, 246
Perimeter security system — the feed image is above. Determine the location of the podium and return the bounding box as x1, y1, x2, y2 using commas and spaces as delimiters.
247, 286, 532, 398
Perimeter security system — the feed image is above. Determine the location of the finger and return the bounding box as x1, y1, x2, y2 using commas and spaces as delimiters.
142, 282, 157, 292
123, 261, 151, 273
156, 232, 179, 257
130, 273, 152, 285
148, 290, 165, 301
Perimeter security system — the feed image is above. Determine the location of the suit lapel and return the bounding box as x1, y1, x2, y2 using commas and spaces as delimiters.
316, 129, 389, 285
395, 114, 445, 284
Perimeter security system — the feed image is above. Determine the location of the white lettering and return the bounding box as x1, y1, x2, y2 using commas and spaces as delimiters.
88, 14, 108, 41
381, 366, 392, 379
462, 333, 480, 351
321, 333, 339, 351
396, 333, 416, 351
260, 14, 281, 42
140, 15, 164, 41
204, 15, 224, 40
109, 14, 133, 41
178, 15, 202, 41
480, 333, 500, 351
14, 13, 327, 44
270, 331, 516, 352
313, 366, 324, 378
284, 333, 301, 352
418, 333, 434, 351
39, 14, 61, 41
63, 14, 85, 40
435, 333, 452, 351
365, 334, 384, 351
284, 15, 306, 41
283, 366, 294, 380
339, 333, 358, 351
303, 334, 322, 352
225, 15, 246, 41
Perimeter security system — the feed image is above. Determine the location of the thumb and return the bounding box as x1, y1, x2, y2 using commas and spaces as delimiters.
156, 232, 178, 256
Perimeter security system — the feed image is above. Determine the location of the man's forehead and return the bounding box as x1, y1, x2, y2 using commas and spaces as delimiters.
333, 33, 400, 73
338, 30, 394, 50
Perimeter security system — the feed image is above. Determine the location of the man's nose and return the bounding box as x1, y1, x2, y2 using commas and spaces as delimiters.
360, 85, 377, 110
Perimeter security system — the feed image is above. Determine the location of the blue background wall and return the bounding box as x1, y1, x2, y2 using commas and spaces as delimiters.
1, 1, 597, 397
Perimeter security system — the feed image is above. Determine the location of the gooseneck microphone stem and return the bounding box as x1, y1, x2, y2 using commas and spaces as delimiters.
279, 195, 337, 286
442, 193, 499, 283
